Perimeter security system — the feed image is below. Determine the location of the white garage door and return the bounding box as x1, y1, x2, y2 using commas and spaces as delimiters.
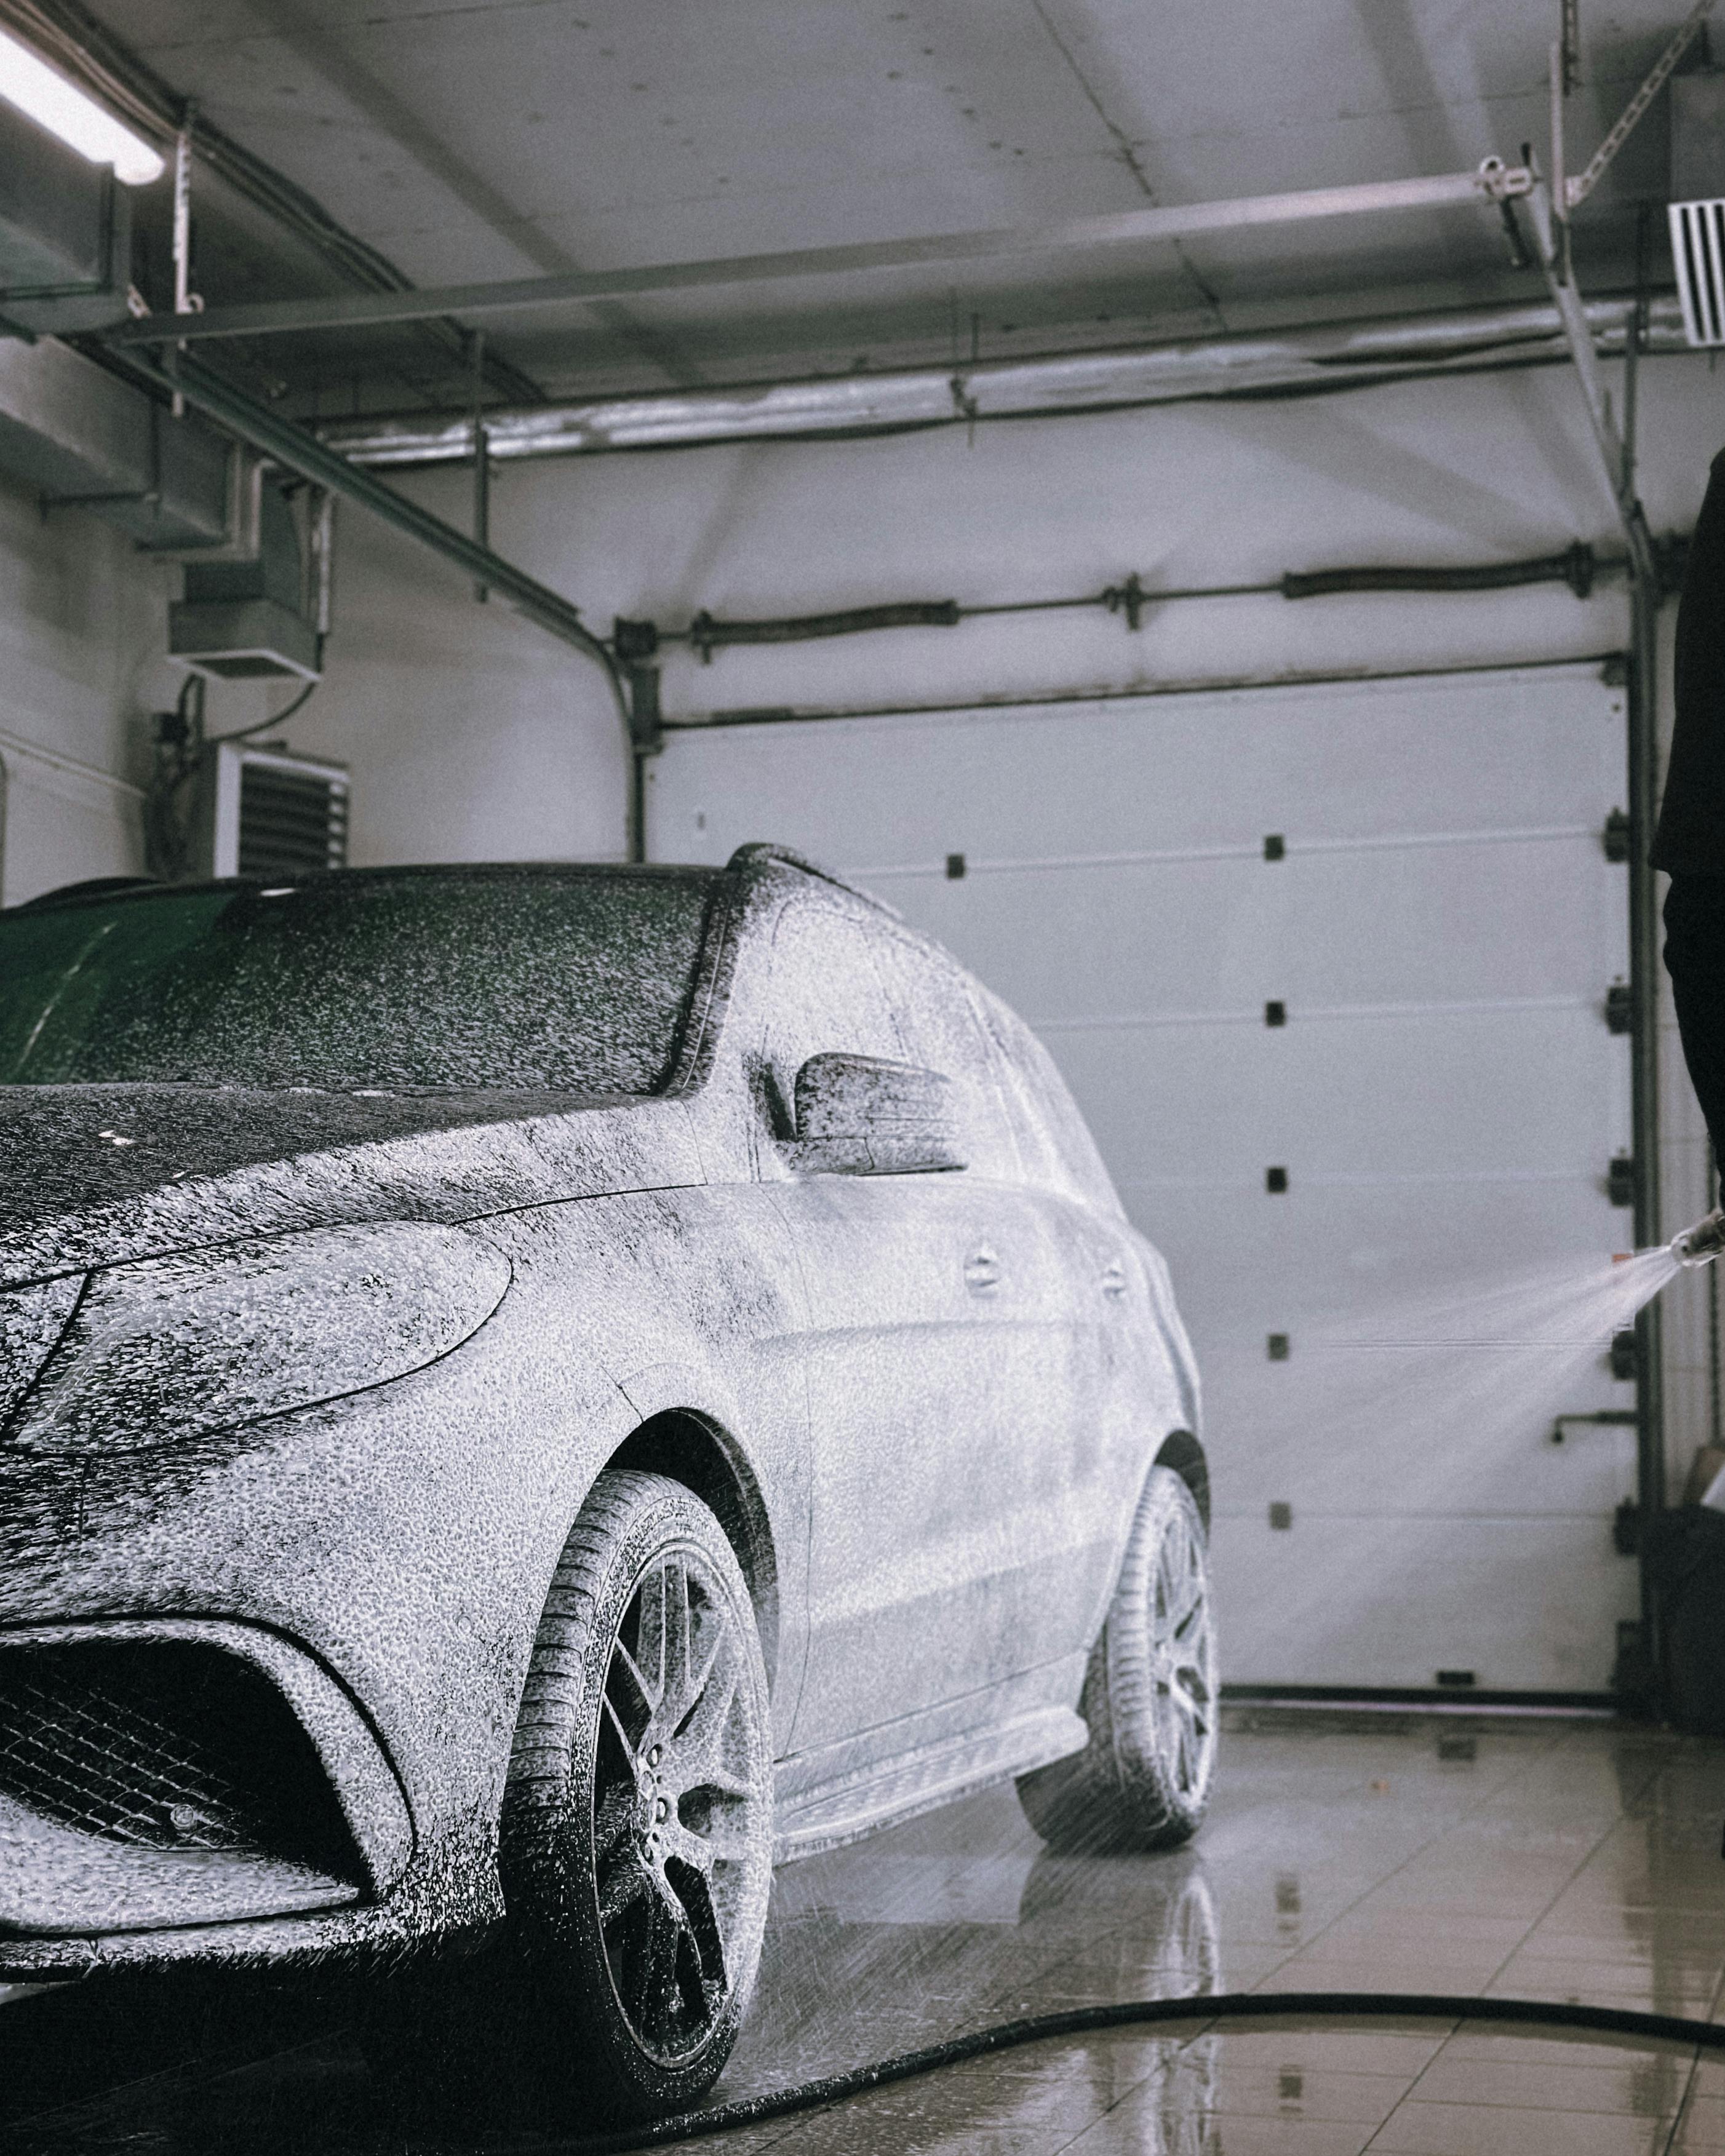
648, 660, 1636, 1695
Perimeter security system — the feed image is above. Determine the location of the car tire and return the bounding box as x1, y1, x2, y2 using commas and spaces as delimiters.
494, 1467, 775, 2121
1018, 1463, 1218, 1853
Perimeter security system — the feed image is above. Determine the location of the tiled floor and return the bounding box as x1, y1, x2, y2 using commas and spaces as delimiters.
4, 1706, 1725, 2153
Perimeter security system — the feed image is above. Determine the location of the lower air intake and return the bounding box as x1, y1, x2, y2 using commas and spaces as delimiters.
0, 1641, 360, 1880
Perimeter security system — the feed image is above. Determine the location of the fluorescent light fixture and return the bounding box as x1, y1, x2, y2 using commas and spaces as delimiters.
0, 27, 164, 184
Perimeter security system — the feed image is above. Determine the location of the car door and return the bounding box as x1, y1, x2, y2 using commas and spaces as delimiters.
874, 934, 1118, 1681
978, 992, 1177, 1651
759, 893, 1067, 1758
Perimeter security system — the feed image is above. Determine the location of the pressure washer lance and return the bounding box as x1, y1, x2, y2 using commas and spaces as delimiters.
1673, 1208, 1725, 1267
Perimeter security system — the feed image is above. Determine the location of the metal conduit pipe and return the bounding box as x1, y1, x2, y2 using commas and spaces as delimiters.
317, 295, 1690, 468
617, 542, 1642, 665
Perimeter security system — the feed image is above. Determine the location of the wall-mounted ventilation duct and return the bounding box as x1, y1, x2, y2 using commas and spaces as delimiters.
0, 333, 232, 548
0, 98, 132, 337
1670, 73, 1725, 348
169, 482, 322, 680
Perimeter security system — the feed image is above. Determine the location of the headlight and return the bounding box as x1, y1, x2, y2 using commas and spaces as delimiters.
3, 1223, 510, 1454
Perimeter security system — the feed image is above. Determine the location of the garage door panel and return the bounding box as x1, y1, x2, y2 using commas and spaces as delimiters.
1147, 1175, 1636, 1518
899, 843, 1626, 1025
651, 661, 1633, 1693
1137, 1176, 1637, 1339
1209, 1513, 1636, 1692
1050, 1009, 1628, 1185
1206, 1368, 1636, 1519
1031, 676, 1620, 853
1205, 1353, 1635, 1519
658, 675, 1623, 870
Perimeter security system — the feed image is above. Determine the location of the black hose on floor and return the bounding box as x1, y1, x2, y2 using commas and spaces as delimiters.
557, 1991, 1725, 2155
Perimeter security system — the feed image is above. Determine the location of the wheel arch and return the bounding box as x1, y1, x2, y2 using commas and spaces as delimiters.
1153, 1429, 1209, 1532
604, 1410, 781, 1697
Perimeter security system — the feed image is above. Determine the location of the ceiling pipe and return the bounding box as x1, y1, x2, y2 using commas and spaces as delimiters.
315, 293, 1691, 468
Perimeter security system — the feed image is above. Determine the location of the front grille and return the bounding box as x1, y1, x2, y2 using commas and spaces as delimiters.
0, 1642, 359, 1879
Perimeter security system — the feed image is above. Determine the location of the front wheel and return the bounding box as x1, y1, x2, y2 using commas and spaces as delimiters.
498, 1468, 774, 2120
1018, 1463, 1218, 1852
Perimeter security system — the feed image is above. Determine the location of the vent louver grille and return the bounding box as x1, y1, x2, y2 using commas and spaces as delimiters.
1670, 201, 1725, 347
236, 759, 348, 878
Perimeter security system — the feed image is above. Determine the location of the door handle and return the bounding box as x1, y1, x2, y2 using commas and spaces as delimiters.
964, 1249, 1001, 1294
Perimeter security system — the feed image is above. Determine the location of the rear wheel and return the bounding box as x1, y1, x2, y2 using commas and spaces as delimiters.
1018, 1464, 1217, 1852
498, 1468, 773, 2120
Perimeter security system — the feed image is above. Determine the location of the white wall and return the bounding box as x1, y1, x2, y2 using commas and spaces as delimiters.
302, 354, 1715, 739
0, 469, 157, 907
285, 352, 1721, 858
280, 503, 629, 867
15, 352, 1719, 886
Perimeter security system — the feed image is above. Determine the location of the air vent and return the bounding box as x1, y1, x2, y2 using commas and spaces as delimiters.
237, 758, 347, 877
1670, 201, 1725, 347
201, 741, 348, 880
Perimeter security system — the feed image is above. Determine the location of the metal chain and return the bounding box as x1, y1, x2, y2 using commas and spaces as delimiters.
1567, 0, 1717, 209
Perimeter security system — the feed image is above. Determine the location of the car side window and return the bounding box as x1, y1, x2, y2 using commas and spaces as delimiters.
978, 992, 1126, 1218
871, 934, 1022, 1185
759, 899, 909, 1132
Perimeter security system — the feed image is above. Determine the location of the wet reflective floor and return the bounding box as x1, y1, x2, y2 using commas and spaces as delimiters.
6, 1706, 1725, 2154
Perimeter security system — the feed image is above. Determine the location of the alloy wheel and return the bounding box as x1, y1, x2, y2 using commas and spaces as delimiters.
1147, 1499, 1217, 1804
592, 1543, 770, 2064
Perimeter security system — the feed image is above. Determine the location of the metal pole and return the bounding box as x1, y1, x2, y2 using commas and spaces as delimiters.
1549, 38, 1569, 285
1524, 157, 1668, 1695
105, 161, 1534, 348
470, 329, 488, 604
623, 664, 663, 865
1629, 576, 1667, 1660
170, 106, 195, 418
1523, 179, 1657, 578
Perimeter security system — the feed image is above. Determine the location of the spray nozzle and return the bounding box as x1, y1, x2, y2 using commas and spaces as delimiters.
1673, 1208, 1725, 1267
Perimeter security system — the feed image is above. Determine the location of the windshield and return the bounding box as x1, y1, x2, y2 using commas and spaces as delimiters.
0, 869, 720, 1093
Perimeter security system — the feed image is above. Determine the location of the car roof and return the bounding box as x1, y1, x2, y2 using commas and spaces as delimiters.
9, 859, 723, 916
726, 843, 902, 921
11, 845, 901, 922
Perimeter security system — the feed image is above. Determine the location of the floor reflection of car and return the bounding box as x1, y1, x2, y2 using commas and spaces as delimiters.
0, 843, 1217, 2121
740, 1791, 1222, 2147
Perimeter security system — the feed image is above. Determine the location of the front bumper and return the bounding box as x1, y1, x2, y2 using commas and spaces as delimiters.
0, 1616, 435, 1976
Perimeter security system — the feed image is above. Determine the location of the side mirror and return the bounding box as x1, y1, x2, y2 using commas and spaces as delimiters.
784, 1052, 966, 1176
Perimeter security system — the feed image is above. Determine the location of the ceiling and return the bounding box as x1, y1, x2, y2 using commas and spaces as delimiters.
71, 0, 1698, 415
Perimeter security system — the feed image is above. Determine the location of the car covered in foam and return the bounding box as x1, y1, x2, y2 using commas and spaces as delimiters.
0, 842, 1213, 2117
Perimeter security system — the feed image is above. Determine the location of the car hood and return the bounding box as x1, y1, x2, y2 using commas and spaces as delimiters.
0, 1083, 706, 1287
